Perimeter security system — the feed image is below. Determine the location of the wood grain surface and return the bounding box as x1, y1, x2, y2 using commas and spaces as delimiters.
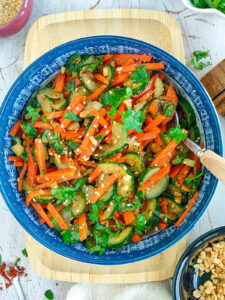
25, 8, 187, 284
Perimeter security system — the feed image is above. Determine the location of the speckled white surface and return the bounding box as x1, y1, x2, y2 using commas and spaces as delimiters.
0, 1, 225, 299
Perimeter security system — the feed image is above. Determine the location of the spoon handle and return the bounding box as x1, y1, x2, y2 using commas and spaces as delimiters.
200, 150, 225, 185
13, 277, 26, 300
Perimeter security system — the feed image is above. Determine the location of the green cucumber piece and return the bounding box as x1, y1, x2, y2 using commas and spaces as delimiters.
101, 201, 116, 221
51, 97, 67, 110
82, 185, 95, 201
189, 125, 201, 143
39, 88, 63, 99
138, 166, 169, 200
40, 129, 54, 144
71, 190, 86, 217
80, 100, 103, 118
96, 173, 117, 203
93, 122, 128, 159
165, 196, 183, 215
11, 143, 24, 157
53, 205, 73, 232
124, 152, 143, 177
68, 86, 90, 102
37, 93, 53, 113
97, 161, 134, 198
154, 210, 178, 224
178, 96, 196, 128
154, 77, 164, 98
22, 180, 34, 193
79, 65, 102, 92
143, 198, 160, 227
33, 194, 55, 204
103, 65, 114, 89
182, 158, 197, 167
107, 226, 133, 248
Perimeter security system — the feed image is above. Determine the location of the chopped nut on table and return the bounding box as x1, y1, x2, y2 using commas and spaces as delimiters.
192, 240, 225, 299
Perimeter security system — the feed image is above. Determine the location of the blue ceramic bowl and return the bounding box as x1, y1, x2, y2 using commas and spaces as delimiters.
173, 227, 225, 299
0, 36, 222, 265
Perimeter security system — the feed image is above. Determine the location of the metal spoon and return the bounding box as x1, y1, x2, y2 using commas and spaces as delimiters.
5, 265, 26, 300
175, 112, 225, 185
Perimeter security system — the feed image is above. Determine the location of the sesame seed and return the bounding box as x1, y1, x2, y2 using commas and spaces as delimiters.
117, 67, 122, 72
106, 130, 109, 134
101, 184, 104, 188
86, 133, 89, 137
67, 106, 71, 110
62, 175, 65, 179
45, 177, 49, 181
61, 124, 64, 128
104, 125, 107, 128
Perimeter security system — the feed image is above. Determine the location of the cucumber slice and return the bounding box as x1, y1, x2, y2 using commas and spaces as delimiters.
22, 180, 34, 193
154, 77, 164, 98
108, 227, 133, 248
143, 198, 160, 227
97, 161, 134, 198
93, 122, 128, 159
11, 143, 24, 157
161, 131, 172, 147
37, 93, 53, 113
189, 125, 200, 143
33, 194, 55, 204
154, 210, 178, 224
178, 96, 196, 128
124, 152, 143, 177
103, 65, 114, 89
182, 158, 196, 167
39, 88, 63, 99
40, 129, 54, 144
80, 101, 103, 118
53, 205, 73, 232
71, 190, 86, 217
80, 65, 101, 92
82, 185, 95, 201
96, 173, 117, 203
138, 166, 169, 200
52, 154, 68, 169
164, 196, 183, 215
51, 97, 67, 110
101, 201, 116, 221
127, 137, 140, 152
68, 86, 90, 101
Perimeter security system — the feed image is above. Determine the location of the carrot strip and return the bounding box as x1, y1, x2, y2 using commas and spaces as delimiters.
138, 165, 171, 191
117, 62, 164, 74
8, 156, 24, 162
87, 85, 107, 101
104, 153, 122, 161
35, 138, 47, 174
26, 189, 51, 206
135, 130, 159, 143
132, 233, 143, 243
13, 161, 24, 167
169, 164, 184, 179
112, 54, 152, 65
47, 203, 68, 230
40, 205, 64, 225
143, 115, 166, 132
149, 101, 158, 115
33, 121, 54, 130
138, 90, 154, 103
111, 73, 130, 87
36, 168, 80, 183
177, 166, 191, 185
88, 174, 117, 203
175, 191, 199, 226
34, 181, 56, 191
57, 103, 85, 132
88, 167, 102, 183
61, 128, 84, 140
155, 134, 162, 146
31, 202, 53, 228
90, 107, 108, 127
78, 212, 87, 241
165, 82, 178, 106
54, 73, 66, 92
44, 110, 65, 119
17, 162, 28, 192
93, 73, 109, 85
26, 147, 38, 187
145, 62, 165, 70
134, 74, 159, 99
123, 58, 135, 65
150, 140, 178, 167
9, 120, 21, 136
123, 211, 136, 225
102, 54, 113, 62
158, 220, 168, 230
60, 96, 86, 122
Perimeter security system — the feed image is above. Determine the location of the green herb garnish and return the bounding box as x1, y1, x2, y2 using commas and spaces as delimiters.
192, 50, 211, 70
44, 289, 54, 300
64, 111, 81, 121
25, 123, 38, 138
169, 125, 187, 143
22, 248, 28, 257
122, 109, 146, 132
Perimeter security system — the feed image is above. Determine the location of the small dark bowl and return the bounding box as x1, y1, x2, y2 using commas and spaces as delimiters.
173, 226, 225, 300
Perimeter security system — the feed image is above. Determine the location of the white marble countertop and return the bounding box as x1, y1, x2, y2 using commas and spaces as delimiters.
0, 1, 225, 299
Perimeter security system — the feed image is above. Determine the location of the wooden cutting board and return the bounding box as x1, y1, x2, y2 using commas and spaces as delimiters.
24, 9, 187, 284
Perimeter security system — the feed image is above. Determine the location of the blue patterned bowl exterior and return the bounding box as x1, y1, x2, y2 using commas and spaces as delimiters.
0, 36, 222, 265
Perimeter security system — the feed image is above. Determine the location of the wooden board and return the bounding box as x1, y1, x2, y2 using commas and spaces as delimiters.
24, 8, 187, 283
201, 59, 225, 117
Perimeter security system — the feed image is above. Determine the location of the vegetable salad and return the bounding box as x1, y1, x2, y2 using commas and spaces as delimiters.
8, 53, 203, 254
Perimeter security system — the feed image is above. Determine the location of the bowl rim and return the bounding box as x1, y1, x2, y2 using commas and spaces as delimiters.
0, 0, 28, 30
0, 35, 223, 265
181, 0, 225, 18
172, 226, 225, 299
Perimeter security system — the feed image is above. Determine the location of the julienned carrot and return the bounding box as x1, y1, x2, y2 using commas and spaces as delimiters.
9, 120, 21, 136
116, 64, 139, 73
88, 167, 102, 183
61, 128, 84, 140
104, 153, 122, 161
88, 174, 117, 203
123, 58, 135, 66
31, 202, 53, 228
57, 103, 85, 132
78, 212, 87, 241
26, 147, 38, 187
175, 191, 199, 227
18, 162, 28, 192
88, 85, 107, 101
33, 121, 54, 130
145, 62, 165, 70
138, 165, 171, 191
138, 90, 154, 103
155, 134, 162, 146
60, 96, 86, 122
90, 107, 108, 127
111, 73, 130, 87
165, 82, 178, 106
44, 110, 65, 119
94, 73, 109, 85
116, 62, 164, 74
136, 130, 159, 143
26, 189, 51, 206
150, 140, 178, 167
112, 54, 152, 65
132, 233, 143, 243
169, 164, 183, 179
36, 168, 80, 183
134, 74, 159, 99
158, 220, 168, 230
103, 54, 113, 62
54, 73, 66, 92
40, 205, 64, 225
13, 161, 24, 167
34, 181, 56, 191
8, 156, 24, 162
143, 115, 166, 132
35, 138, 47, 174
47, 203, 68, 230
149, 101, 158, 115
123, 211, 136, 225
177, 165, 191, 186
